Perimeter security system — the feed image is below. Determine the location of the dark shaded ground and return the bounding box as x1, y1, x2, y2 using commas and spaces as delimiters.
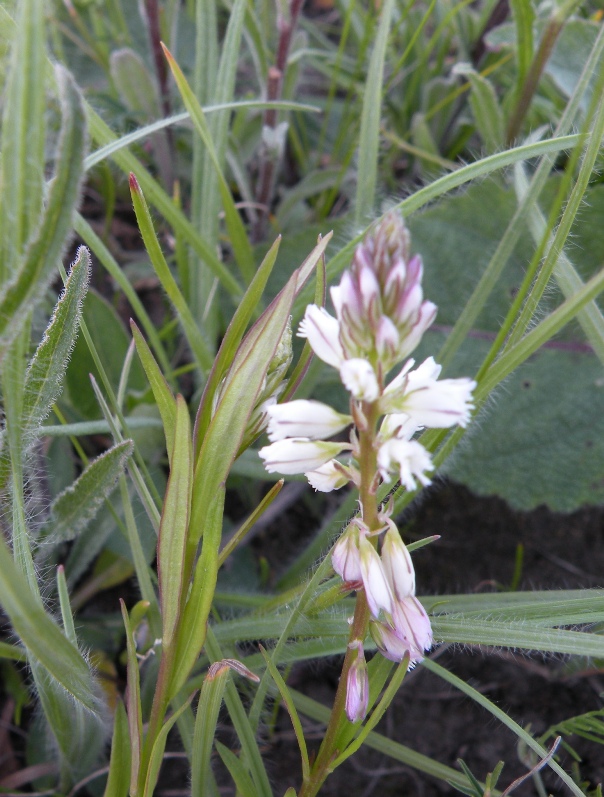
254, 482, 604, 797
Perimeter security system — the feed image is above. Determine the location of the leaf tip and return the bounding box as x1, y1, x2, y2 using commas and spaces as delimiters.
129, 172, 140, 193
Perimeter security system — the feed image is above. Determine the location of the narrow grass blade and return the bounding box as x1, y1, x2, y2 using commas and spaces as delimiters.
50, 440, 134, 542
56, 566, 77, 646
191, 665, 230, 794
157, 395, 192, 650
354, 0, 395, 227
142, 694, 195, 797
0, 65, 86, 354
215, 742, 258, 797
131, 320, 177, 462
424, 660, 584, 797
120, 600, 142, 796
103, 700, 131, 797
467, 72, 504, 152
129, 173, 214, 373
261, 647, 310, 782
0, 0, 45, 282
162, 43, 255, 284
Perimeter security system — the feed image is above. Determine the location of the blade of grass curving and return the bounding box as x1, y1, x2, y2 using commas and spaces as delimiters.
131, 321, 177, 461
423, 659, 584, 797
86, 109, 243, 300
56, 566, 76, 645
103, 700, 131, 797
0, 65, 86, 355
191, 665, 230, 794
291, 689, 475, 791
0, 0, 45, 283
50, 441, 134, 542
515, 164, 604, 363
74, 214, 172, 381
162, 44, 255, 284
129, 173, 213, 373
354, 0, 394, 227
261, 647, 310, 782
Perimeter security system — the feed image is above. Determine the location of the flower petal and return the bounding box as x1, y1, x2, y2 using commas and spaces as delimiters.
259, 438, 350, 475
298, 305, 344, 369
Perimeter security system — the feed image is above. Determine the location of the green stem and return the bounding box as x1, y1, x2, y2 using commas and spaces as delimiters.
299, 401, 381, 797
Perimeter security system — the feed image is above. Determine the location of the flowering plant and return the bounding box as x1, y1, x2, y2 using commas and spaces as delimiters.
260, 211, 475, 746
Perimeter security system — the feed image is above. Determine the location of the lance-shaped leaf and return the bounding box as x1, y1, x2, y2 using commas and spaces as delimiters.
0, 532, 101, 715
24, 247, 91, 432
170, 278, 298, 696
50, 440, 134, 542
191, 663, 232, 794
103, 700, 131, 797
157, 395, 192, 649
0, 0, 45, 281
120, 600, 142, 797
0, 65, 87, 356
141, 693, 195, 797
131, 321, 176, 464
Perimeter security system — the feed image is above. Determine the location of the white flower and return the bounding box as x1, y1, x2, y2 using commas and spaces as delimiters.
381, 357, 475, 428
359, 535, 393, 618
370, 596, 432, 664
259, 438, 351, 475
377, 437, 433, 491
345, 640, 369, 723
381, 526, 416, 600
266, 400, 351, 442
298, 305, 344, 369
332, 525, 363, 581
379, 412, 421, 441
306, 459, 351, 492
340, 358, 380, 401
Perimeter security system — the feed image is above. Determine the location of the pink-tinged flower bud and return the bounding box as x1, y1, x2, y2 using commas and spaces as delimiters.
259, 438, 352, 475
332, 524, 362, 581
345, 640, 369, 723
381, 525, 415, 600
370, 596, 432, 664
359, 535, 394, 618
340, 358, 380, 401
377, 437, 434, 491
306, 459, 352, 493
298, 305, 344, 369
381, 356, 476, 428
266, 400, 351, 442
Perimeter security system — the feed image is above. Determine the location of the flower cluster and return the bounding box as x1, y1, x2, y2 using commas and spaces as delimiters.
259, 211, 476, 716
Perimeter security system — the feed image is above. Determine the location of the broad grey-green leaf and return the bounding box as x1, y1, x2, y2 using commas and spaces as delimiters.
467, 72, 504, 152
0, 65, 87, 355
110, 48, 160, 118
50, 440, 134, 542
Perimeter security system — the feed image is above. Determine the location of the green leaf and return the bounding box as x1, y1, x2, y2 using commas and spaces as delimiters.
191, 665, 230, 794
157, 395, 192, 649
24, 247, 90, 432
103, 700, 131, 797
50, 440, 134, 542
131, 321, 176, 463
142, 693, 195, 797
0, 533, 101, 714
467, 72, 504, 152
120, 600, 142, 796
129, 174, 214, 373
0, 0, 45, 282
215, 742, 258, 797
0, 65, 86, 355
354, 0, 395, 226
110, 48, 160, 118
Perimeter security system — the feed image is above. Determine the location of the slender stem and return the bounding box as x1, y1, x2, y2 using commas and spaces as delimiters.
299, 401, 381, 797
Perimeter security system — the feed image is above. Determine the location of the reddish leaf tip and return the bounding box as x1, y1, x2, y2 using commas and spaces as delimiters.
129, 172, 140, 192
